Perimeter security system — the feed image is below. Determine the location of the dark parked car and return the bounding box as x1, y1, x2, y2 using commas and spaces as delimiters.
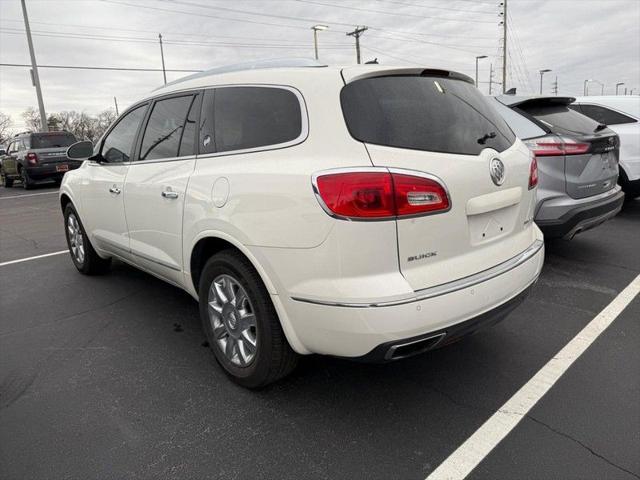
1, 131, 82, 189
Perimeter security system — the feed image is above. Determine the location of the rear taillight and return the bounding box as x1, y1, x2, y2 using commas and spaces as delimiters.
26, 152, 38, 165
392, 173, 450, 216
314, 170, 449, 219
528, 155, 538, 190
524, 135, 590, 157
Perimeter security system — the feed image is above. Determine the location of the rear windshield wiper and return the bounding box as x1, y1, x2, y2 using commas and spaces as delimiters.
477, 131, 497, 144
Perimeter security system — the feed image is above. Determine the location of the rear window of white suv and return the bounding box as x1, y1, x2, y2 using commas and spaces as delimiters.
341, 75, 515, 155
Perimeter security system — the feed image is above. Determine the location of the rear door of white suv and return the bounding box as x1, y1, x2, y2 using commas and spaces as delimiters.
123, 91, 202, 285
340, 69, 538, 292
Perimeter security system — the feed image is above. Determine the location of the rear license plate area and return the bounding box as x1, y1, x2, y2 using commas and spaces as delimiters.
56, 164, 69, 172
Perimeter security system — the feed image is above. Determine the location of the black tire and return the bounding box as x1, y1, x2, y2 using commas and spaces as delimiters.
1, 169, 13, 188
199, 250, 298, 388
20, 168, 33, 190
619, 168, 640, 200
63, 203, 111, 275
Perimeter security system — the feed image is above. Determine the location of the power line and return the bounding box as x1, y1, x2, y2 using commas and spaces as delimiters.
372, 0, 497, 15
0, 29, 351, 49
0, 63, 202, 73
0, 18, 318, 43
360, 45, 422, 65
293, 0, 496, 23
100, 0, 351, 33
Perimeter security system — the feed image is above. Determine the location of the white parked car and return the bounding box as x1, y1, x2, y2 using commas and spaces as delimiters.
571, 96, 640, 197
61, 59, 544, 387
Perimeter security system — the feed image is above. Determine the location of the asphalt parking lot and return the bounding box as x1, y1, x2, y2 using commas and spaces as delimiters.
1, 184, 638, 480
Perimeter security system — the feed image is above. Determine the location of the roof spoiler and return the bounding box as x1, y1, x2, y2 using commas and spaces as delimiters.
497, 95, 576, 108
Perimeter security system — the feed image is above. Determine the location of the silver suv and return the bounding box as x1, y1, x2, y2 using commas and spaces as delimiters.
492, 95, 624, 239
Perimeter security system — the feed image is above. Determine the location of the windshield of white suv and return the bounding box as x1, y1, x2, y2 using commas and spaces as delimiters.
340, 75, 516, 155
31, 133, 77, 149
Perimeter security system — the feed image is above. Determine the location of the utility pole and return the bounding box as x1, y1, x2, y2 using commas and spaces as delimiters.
551, 76, 558, 95
21, 0, 47, 132
346, 26, 368, 64
615, 82, 624, 95
501, 0, 507, 93
475, 55, 487, 87
159, 33, 167, 85
113, 96, 119, 116
489, 63, 493, 95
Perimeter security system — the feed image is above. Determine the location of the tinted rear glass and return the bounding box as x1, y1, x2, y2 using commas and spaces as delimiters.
340, 75, 515, 155
31, 133, 77, 149
569, 104, 637, 126
518, 104, 602, 135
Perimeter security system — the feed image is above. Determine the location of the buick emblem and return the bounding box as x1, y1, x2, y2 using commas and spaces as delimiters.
489, 158, 505, 186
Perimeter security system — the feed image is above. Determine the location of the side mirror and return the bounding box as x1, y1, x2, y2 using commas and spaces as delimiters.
66, 141, 94, 160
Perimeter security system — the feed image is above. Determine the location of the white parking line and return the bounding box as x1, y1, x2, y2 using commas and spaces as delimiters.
426, 274, 640, 480
0, 250, 68, 267
0, 191, 59, 200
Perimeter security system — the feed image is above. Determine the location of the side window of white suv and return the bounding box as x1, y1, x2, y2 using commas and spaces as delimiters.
198, 86, 303, 155
139, 94, 197, 161
101, 105, 147, 163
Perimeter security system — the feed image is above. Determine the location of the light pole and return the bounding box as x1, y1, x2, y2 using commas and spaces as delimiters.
593, 80, 604, 95
158, 33, 167, 85
584, 79, 593, 96
539, 69, 551, 94
615, 82, 624, 95
311, 24, 328, 60
21, 0, 47, 132
475, 55, 487, 87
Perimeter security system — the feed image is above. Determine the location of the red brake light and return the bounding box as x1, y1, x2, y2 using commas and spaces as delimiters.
528, 155, 538, 190
314, 170, 449, 219
315, 172, 395, 218
524, 136, 590, 157
26, 152, 38, 165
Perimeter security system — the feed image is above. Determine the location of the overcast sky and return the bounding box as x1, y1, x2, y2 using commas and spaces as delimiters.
1, 0, 639, 131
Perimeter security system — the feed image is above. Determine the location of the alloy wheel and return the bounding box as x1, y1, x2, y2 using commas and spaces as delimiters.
208, 274, 258, 367
67, 213, 85, 264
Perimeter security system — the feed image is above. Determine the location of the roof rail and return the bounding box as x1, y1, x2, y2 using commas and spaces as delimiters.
157, 57, 327, 90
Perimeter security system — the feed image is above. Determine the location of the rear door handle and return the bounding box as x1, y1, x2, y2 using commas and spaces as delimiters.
109, 186, 121, 194
161, 189, 179, 199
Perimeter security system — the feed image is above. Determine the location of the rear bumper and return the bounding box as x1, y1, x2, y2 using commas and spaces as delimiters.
279, 237, 544, 358
536, 188, 624, 239
354, 283, 533, 362
26, 161, 82, 180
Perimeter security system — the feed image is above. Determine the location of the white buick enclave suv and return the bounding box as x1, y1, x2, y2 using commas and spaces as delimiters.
61, 59, 544, 387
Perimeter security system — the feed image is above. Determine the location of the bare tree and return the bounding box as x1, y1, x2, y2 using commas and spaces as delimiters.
0, 111, 13, 144
19, 107, 118, 144
22, 107, 41, 132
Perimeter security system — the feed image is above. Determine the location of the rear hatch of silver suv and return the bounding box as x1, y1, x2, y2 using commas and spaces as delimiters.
339, 68, 539, 292
510, 98, 619, 199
